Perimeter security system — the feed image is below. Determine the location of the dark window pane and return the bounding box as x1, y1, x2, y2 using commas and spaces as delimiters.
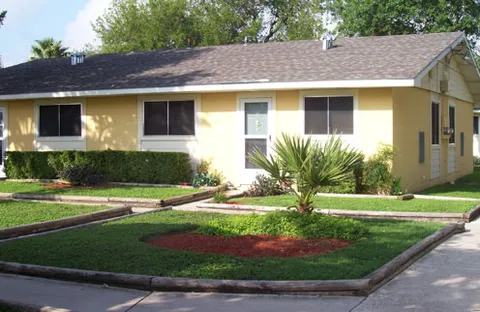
144, 102, 167, 135
474, 116, 479, 135
329, 97, 354, 134
169, 100, 195, 135
59, 105, 81, 136
305, 97, 328, 134
245, 139, 266, 169
461, 132, 465, 157
419, 132, 425, 164
449, 106, 455, 144
431, 102, 439, 145
39, 105, 59, 136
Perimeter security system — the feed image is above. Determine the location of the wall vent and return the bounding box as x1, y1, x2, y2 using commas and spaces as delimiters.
71, 52, 85, 66
440, 80, 449, 93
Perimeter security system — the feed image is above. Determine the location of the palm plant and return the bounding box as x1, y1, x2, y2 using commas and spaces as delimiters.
248, 133, 364, 214
30, 37, 69, 60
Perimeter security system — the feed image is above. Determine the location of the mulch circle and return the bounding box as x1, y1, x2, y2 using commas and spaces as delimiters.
145, 233, 352, 258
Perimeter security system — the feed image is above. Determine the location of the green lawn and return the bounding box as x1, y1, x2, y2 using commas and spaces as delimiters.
231, 195, 476, 213
0, 210, 443, 280
0, 182, 200, 199
420, 166, 480, 198
0, 201, 111, 229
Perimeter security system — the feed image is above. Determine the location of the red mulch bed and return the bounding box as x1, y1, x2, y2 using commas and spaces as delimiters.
145, 233, 351, 258
42, 183, 119, 190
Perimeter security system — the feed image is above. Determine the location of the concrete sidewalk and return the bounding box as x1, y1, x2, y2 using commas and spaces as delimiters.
1, 219, 479, 311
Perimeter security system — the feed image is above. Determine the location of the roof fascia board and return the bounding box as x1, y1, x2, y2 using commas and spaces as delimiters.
0, 79, 415, 100
413, 34, 468, 87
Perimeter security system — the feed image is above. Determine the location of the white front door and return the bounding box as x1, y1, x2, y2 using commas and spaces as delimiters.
0, 108, 5, 176
240, 98, 273, 184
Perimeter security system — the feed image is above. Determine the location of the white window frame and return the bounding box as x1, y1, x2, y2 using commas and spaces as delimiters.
33, 100, 86, 151
137, 95, 200, 147
142, 99, 197, 139
36, 103, 84, 139
299, 90, 359, 140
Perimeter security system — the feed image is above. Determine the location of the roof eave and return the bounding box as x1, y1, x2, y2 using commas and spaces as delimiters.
0, 79, 415, 101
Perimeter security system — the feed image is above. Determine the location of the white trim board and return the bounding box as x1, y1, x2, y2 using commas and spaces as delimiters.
0, 79, 415, 101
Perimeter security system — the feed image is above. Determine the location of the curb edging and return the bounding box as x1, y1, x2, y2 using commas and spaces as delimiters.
195, 202, 476, 222
0, 222, 464, 296
0, 206, 133, 239
0, 185, 225, 208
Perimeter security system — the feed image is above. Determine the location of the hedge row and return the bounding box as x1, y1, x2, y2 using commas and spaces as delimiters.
5, 151, 193, 184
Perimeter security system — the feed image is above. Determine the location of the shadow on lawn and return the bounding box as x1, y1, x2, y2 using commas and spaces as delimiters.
0, 218, 442, 281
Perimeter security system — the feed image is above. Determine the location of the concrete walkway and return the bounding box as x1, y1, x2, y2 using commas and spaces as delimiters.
1, 219, 479, 311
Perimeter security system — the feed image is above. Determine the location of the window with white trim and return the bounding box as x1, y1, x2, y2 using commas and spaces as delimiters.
449, 105, 455, 144
39, 104, 81, 137
304, 96, 354, 135
144, 100, 195, 136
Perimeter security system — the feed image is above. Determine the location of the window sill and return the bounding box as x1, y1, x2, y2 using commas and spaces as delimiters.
36, 136, 84, 142
140, 135, 197, 141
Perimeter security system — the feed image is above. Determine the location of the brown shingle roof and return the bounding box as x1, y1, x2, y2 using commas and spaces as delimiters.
0, 31, 463, 95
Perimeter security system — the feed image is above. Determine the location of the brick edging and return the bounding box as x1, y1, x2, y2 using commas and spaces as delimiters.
0, 223, 464, 295
0, 206, 132, 239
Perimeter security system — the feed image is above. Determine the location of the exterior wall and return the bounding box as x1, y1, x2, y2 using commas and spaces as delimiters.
197, 93, 238, 183
6, 100, 34, 151
357, 88, 393, 156
276, 90, 300, 136
86, 96, 137, 150
393, 88, 474, 193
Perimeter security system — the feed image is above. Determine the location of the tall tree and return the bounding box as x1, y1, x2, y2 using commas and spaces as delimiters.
30, 38, 69, 60
93, 0, 324, 53
0, 10, 6, 27
327, 0, 480, 46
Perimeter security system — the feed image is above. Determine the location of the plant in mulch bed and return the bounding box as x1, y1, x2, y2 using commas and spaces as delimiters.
212, 191, 229, 203
244, 173, 287, 197
192, 159, 223, 187
196, 210, 369, 241
248, 133, 363, 214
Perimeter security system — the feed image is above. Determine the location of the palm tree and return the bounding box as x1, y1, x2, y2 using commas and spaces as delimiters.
30, 37, 69, 60
248, 133, 364, 214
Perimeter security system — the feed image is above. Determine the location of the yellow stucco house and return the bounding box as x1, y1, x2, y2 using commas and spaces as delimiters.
0, 32, 479, 192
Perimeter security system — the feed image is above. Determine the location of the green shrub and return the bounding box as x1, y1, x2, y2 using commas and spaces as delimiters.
212, 191, 228, 203
244, 174, 286, 197
5, 151, 192, 184
362, 144, 402, 195
196, 210, 369, 241
192, 159, 222, 187
60, 164, 105, 186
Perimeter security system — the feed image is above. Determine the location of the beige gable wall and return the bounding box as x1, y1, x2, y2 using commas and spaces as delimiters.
420, 57, 474, 103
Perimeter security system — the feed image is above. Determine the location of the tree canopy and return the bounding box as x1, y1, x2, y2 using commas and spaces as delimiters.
0, 10, 6, 27
30, 38, 69, 60
93, 0, 324, 53
327, 0, 480, 47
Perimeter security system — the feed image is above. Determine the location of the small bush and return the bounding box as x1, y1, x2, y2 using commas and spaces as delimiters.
244, 174, 286, 197
362, 144, 402, 195
60, 164, 105, 186
474, 156, 480, 166
192, 159, 223, 187
196, 210, 369, 241
5, 151, 192, 184
212, 191, 228, 203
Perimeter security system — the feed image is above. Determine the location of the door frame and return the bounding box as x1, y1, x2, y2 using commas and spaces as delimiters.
0, 106, 7, 176
238, 97, 275, 184
447, 99, 456, 174
430, 98, 441, 180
